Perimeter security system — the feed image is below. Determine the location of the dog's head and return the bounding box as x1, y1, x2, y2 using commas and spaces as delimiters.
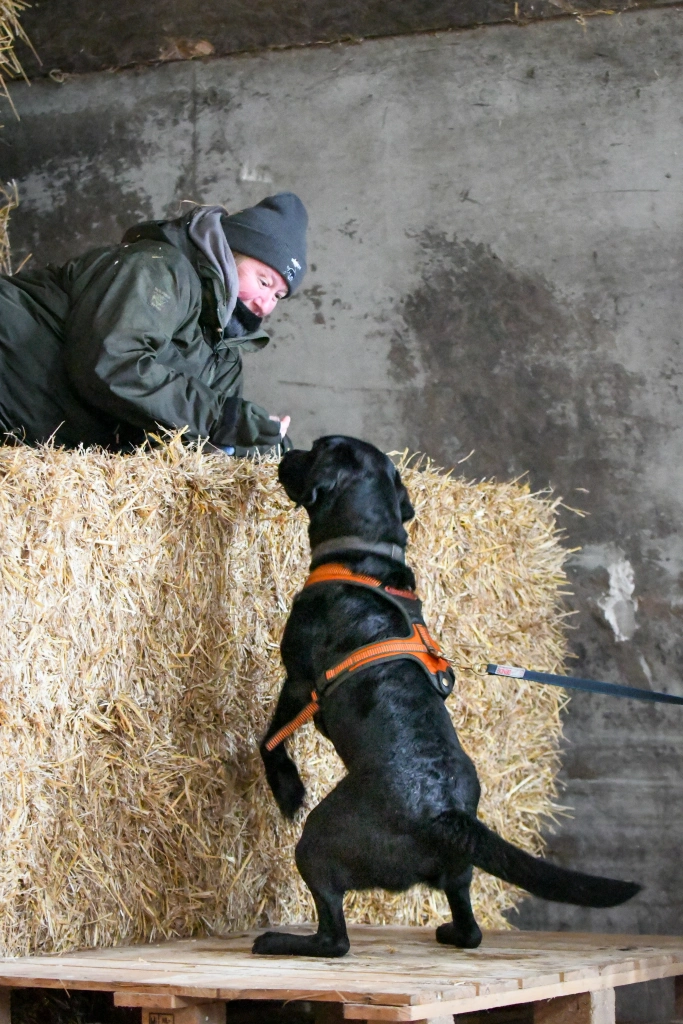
278, 436, 414, 548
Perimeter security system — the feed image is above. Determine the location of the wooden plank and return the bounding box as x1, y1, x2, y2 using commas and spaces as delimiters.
7, 931, 680, 968
342, 964, 683, 1020
0, 963, 477, 1005
114, 992, 215, 1008
0, 947, 677, 976
213, 983, 477, 1007
0, 929, 680, 1016
0, 956, 666, 1012
533, 990, 615, 1024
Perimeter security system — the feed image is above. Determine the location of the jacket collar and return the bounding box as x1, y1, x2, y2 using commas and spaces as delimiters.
122, 211, 199, 269
122, 213, 271, 354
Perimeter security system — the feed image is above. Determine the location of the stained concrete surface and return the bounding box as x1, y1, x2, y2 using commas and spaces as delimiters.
15, 0, 676, 78
1, 3, 683, 990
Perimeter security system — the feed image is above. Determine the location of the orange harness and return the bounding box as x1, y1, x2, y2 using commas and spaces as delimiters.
264, 563, 455, 752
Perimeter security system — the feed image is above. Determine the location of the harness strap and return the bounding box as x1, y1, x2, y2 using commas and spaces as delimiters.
264, 691, 320, 752
263, 563, 455, 752
320, 622, 453, 699
304, 563, 417, 602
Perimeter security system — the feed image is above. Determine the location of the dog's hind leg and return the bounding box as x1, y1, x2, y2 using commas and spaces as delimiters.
253, 780, 368, 957
252, 818, 350, 957
252, 879, 349, 958
435, 866, 483, 949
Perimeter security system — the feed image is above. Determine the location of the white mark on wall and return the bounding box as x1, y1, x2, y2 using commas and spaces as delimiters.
239, 164, 273, 184
569, 544, 639, 642
638, 653, 653, 686
597, 558, 638, 642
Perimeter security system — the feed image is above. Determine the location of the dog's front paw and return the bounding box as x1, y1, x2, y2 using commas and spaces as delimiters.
267, 759, 306, 819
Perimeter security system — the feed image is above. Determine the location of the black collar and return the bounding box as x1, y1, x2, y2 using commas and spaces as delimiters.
310, 535, 406, 568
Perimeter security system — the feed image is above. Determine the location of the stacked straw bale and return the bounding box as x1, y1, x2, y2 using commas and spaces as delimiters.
0, 0, 32, 274
0, 438, 569, 956
0, 179, 18, 274
0, 0, 31, 111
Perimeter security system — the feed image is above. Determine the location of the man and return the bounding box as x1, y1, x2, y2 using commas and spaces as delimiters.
0, 192, 307, 455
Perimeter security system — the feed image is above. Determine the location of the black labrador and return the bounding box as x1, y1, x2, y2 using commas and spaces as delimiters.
253, 436, 640, 957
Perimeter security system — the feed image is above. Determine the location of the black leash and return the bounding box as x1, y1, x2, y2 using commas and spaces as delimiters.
487, 663, 683, 706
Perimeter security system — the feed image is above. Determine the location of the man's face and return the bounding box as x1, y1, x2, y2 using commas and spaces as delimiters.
236, 257, 288, 318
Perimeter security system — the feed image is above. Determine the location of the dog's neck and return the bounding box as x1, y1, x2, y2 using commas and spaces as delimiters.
309, 535, 406, 568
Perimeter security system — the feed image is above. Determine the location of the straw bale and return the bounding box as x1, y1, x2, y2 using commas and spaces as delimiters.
0, 437, 569, 956
0, 179, 18, 274
0, 0, 31, 114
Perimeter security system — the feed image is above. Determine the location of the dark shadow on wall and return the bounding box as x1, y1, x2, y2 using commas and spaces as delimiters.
11, 988, 140, 1024
389, 230, 653, 516
389, 231, 683, 945
388, 229, 683, 692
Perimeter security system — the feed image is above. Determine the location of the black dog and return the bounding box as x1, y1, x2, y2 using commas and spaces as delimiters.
253, 436, 640, 957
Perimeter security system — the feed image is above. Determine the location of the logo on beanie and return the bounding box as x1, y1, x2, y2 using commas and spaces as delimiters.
283, 257, 301, 283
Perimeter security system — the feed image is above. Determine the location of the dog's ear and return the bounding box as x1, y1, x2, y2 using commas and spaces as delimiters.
394, 468, 415, 523
301, 466, 349, 507
278, 444, 354, 508
300, 444, 359, 507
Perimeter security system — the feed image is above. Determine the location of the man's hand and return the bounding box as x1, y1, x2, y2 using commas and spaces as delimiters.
270, 414, 291, 439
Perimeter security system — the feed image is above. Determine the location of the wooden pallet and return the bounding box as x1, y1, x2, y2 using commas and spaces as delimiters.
0, 928, 682, 1024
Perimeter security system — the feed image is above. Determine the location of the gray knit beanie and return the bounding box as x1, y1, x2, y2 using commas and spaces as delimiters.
221, 192, 308, 295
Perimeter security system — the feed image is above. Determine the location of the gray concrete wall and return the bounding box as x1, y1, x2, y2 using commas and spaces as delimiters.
2, 5, 682, 969
15, 0, 675, 78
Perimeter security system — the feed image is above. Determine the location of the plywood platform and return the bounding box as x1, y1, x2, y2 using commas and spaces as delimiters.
1, 928, 683, 1024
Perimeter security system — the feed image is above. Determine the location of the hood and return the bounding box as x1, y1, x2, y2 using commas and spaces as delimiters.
121, 207, 241, 330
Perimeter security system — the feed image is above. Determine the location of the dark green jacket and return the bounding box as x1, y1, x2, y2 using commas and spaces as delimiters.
0, 214, 273, 450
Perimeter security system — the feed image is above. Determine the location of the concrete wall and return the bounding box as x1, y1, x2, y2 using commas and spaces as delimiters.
2, 2, 682, 983
15, 0, 674, 78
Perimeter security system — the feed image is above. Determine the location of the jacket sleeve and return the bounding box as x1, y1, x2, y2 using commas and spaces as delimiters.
63, 246, 228, 439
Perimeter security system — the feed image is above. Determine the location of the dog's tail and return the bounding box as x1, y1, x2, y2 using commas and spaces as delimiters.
435, 810, 640, 908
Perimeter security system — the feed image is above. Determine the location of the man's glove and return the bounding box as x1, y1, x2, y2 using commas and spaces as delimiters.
234, 401, 282, 448
211, 398, 288, 456
218, 434, 292, 459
